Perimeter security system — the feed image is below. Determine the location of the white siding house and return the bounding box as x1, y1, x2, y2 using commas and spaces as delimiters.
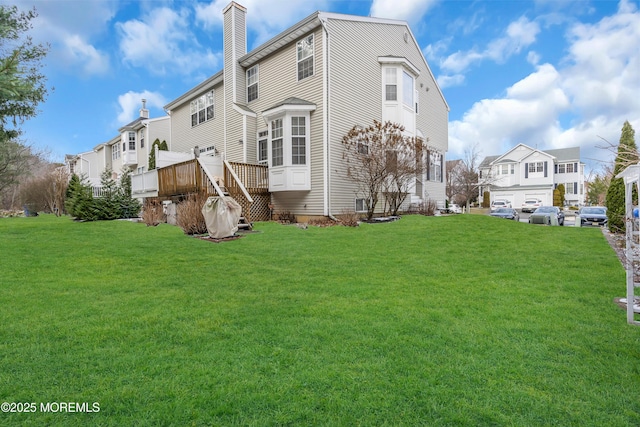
480, 144, 586, 208
66, 100, 171, 199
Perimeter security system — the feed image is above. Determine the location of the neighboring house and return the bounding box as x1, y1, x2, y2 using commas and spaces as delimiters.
108, 100, 170, 177
479, 143, 586, 208
65, 151, 102, 196
149, 1, 448, 220
65, 100, 170, 197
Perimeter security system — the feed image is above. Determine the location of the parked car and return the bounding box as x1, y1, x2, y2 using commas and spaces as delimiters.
490, 207, 520, 221
448, 203, 462, 214
521, 199, 542, 213
578, 206, 608, 227
490, 200, 512, 211
528, 206, 565, 226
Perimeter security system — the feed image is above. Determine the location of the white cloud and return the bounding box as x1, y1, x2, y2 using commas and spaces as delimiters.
441, 16, 540, 74
117, 7, 220, 76
448, 2, 640, 174
17, 0, 115, 76
116, 91, 168, 125
448, 64, 569, 158
369, 0, 439, 25
437, 74, 465, 89
527, 51, 541, 65
62, 35, 110, 76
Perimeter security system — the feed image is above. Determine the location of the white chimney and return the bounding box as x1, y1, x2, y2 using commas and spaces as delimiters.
223, 2, 247, 104
140, 98, 149, 119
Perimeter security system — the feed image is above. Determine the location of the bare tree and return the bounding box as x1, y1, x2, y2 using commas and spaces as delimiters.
342, 120, 423, 219
18, 163, 67, 214
450, 144, 499, 212
445, 159, 463, 204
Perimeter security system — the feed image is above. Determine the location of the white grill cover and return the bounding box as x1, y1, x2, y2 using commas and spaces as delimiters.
201, 196, 242, 238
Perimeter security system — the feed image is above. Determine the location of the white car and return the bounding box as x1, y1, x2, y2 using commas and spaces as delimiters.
490, 200, 511, 211
449, 204, 462, 214
521, 199, 542, 213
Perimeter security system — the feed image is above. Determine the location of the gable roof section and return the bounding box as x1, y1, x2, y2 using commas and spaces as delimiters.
262, 97, 317, 121
119, 117, 146, 132
164, 70, 223, 112
545, 147, 580, 162
479, 155, 499, 169
318, 12, 449, 111
167, 8, 449, 114
481, 144, 583, 169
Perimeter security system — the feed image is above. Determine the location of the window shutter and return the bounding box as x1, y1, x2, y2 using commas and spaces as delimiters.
525, 163, 528, 179
574, 162, 578, 173
440, 154, 444, 182
544, 161, 548, 177
555, 164, 558, 174
574, 182, 578, 194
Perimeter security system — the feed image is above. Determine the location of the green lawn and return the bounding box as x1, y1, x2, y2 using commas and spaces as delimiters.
1, 214, 639, 426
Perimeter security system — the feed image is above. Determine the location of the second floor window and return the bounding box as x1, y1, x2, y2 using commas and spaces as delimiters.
529, 162, 544, 173
112, 143, 120, 160
385, 68, 397, 101
140, 130, 144, 148
247, 66, 258, 102
128, 132, 136, 151
190, 90, 214, 127
297, 34, 314, 81
402, 71, 413, 108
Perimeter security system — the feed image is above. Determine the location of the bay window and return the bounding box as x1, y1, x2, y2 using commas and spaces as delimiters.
379, 57, 420, 135
257, 130, 268, 164
263, 101, 316, 191
291, 117, 306, 165
385, 68, 397, 101
271, 119, 283, 167
128, 131, 136, 151
402, 71, 413, 108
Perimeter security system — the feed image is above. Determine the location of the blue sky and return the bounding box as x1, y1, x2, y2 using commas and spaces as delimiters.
7, 0, 640, 174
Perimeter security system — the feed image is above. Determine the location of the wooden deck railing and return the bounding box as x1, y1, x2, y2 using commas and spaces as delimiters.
157, 159, 217, 197
156, 158, 271, 222
225, 161, 269, 194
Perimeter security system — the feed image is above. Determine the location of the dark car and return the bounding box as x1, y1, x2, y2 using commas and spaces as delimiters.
528, 206, 565, 226
578, 206, 607, 227
490, 207, 520, 221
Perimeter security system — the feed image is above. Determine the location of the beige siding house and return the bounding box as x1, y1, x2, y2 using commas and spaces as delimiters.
159, 2, 450, 219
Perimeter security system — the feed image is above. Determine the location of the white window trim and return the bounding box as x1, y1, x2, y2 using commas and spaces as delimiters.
355, 198, 367, 213
266, 112, 311, 169
296, 34, 314, 81
190, 90, 215, 127
247, 65, 259, 102
257, 130, 268, 165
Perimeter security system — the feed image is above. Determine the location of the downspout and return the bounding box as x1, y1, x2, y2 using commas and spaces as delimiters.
319, 15, 337, 221
164, 108, 172, 151
142, 121, 149, 170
